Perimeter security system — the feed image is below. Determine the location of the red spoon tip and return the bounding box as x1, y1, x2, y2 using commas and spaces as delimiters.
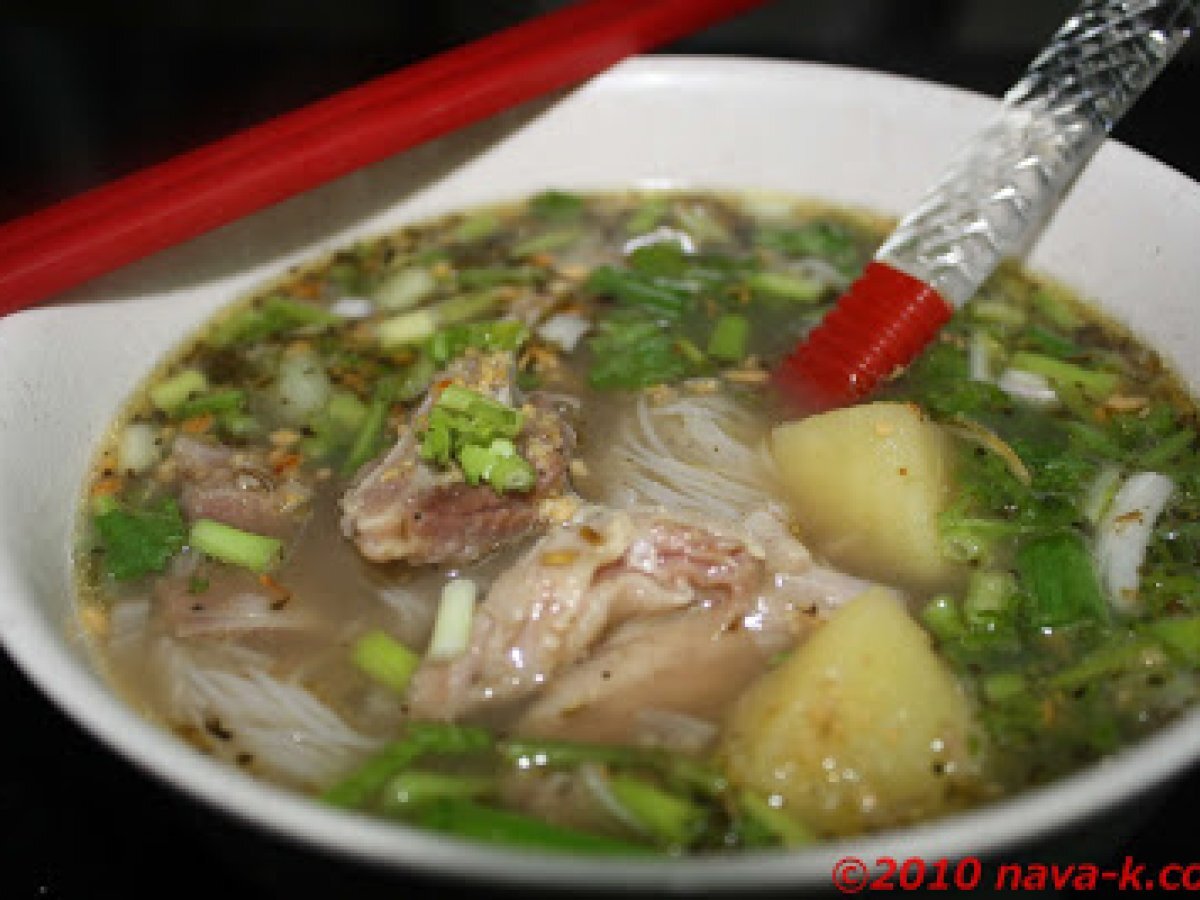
773, 261, 954, 412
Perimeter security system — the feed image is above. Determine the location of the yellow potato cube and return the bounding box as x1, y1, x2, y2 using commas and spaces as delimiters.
720, 588, 982, 836
770, 401, 965, 592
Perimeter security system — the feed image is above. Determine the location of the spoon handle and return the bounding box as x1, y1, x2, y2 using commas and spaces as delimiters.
777, 0, 1200, 410
881, 0, 1200, 305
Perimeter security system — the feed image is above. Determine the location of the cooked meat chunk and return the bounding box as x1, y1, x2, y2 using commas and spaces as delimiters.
339, 350, 575, 567
515, 606, 770, 744
407, 505, 875, 738
172, 435, 312, 538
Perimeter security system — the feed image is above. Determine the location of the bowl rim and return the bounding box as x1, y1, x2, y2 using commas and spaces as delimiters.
2, 53, 1200, 892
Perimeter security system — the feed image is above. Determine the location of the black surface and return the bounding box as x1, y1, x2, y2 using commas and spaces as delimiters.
3, 3, 1200, 897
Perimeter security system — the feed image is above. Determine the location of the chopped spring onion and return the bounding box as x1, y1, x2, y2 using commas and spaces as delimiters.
744, 270, 823, 303
1029, 286, 1084, 330
735, 791, 815, 848
342, 396, 390, 475
513, 227, 581, 257
1016, 532, 1108, 629
498, 738, 728, 798
377, 308, 439, 348
997, 368, 1059, 406
352, 628, 420, 694
208, 297, 337, 347
675, 204, 732, 244
373, 267, 438, 311
969, 299, 1027, 327
325, 390, 369, 432
394, 354, 437, 403
419, 386, 535, 493
624, 196, 670, 235
188, 519, 282, 572
381, 771, 496, 811
981, 671, 1027, 703
411, 798, 651, 855
605, 774, 707, 848
149, 369, 208, 414
458, 439, 536, 492
437, 290, 502, 326
1140, 427, 1196, 469
454, 211, 501, 243
428, 319, 528, 364
963, 570, 1019, 632
530, 189, 584, 222
1008, 351, 1118, 399
921, 594, 965, 642
323, 722, 491, 809
1082, 463, 1123, 526
219, 411, 262, 440
1049, 634, 1163, 690
1024, 324, 1080, 358
1096, 471, 1176, 614
421, 386, 524, 461
456, 265, 545, 288
1144, 615, 1200, 663
706, 313, 750, 363
426, 579, 478, 660
674, 337, 707, 367
173, 388, 246, 421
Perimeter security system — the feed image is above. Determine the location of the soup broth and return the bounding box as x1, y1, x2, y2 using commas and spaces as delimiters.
77, 191, 1200, 852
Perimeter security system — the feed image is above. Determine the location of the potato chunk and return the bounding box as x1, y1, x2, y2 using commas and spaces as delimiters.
720, 588, 982, 836
770, 400, 964, 592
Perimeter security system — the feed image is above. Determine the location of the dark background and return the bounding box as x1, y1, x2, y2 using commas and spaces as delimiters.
2, 2, 1198, 896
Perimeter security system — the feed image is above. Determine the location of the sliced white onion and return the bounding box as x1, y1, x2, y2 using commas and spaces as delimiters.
622, 226, 696, 256
426, 578, 478, 660
274, 353, 332, 426
968, 330, 992, 383
329, 296, 374, 319
1096, 471, 1175, 615
117, 421, 162, 475
997, 367, 1059, 407
536, 312, 591, 352
377, 308, 439, 348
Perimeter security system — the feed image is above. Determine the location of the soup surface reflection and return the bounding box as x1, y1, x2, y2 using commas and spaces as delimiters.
78, 191, 1200, 852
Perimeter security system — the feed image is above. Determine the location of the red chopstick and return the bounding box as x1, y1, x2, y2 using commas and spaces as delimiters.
0, 0, 764, 314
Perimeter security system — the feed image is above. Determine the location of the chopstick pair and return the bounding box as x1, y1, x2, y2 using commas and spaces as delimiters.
0, 0, 764, 314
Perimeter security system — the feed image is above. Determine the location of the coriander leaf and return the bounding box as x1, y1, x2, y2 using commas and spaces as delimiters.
587, 318, 692, 390
754, 220, 863, 274
94, 499, 187, 581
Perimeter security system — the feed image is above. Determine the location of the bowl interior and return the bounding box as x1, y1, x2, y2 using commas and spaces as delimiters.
3, 56, 1200, 891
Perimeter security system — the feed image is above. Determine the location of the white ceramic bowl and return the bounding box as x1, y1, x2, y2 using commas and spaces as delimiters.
3, 57, 1200, 892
